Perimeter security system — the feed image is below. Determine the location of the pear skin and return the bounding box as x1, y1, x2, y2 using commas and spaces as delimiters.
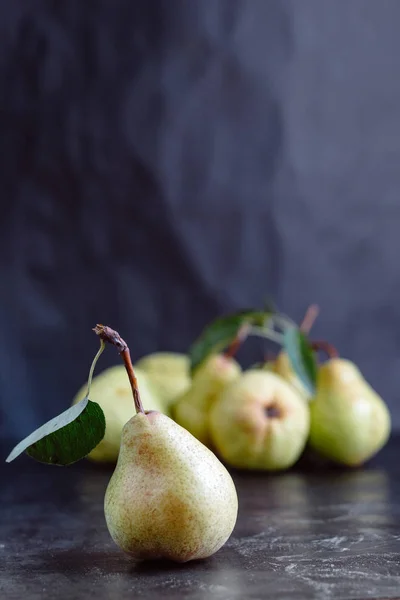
270, 352, 311, 402
72, 366, 163, 463
309, 359, 391, 466
173, 354, 241, 447
134, 352, 190, 412
209, 370, 310, 470
104, 411, 238, 562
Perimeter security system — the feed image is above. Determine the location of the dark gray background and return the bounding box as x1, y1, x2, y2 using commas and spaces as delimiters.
1, 0, 400, 440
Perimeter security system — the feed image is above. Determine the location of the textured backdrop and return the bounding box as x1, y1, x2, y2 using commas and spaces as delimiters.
2, 0, 400, 439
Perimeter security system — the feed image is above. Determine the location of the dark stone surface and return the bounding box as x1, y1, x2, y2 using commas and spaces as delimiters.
2, 440, 400, 600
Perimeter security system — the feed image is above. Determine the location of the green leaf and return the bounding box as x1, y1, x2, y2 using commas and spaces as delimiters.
6, 399, 106, 466
189, 310, 272, 374
283, 327, 317, 395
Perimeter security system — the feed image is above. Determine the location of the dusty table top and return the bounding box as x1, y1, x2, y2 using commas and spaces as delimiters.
1, 439, 400, 600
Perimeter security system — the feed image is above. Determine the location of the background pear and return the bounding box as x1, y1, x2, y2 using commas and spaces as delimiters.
173, 354, 241, 446
268, 351, 312, 401
134, 352, 190, 413
105, 411, 238, 562
72, 366, 163, 462
209, 370, 310, 470
309, 358, 391, 466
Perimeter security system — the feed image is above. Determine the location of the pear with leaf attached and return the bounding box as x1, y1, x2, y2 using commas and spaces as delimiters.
134, 352, 190, 413
72, 365, 164, 463
173, 354, 241, 447
309, 358, 391, 466
209, 370, 310, 470
95, 325, 238, 562
105, 411, 238, 561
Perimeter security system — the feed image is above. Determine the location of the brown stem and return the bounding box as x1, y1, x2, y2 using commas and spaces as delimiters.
310, 340, 339, 360
93, 324, 145, 414
224, 323, 250, 358
224, 324, 250, 359
300, 304, 320, 334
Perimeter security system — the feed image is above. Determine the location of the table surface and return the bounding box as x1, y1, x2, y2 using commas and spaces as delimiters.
2, 439, 400, 600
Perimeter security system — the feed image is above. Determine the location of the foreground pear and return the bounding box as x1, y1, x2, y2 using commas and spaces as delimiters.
173, 354, 241, 446
209, 370, 310, 470
105, 411, 238, 561
93, 324, 238, 563
309, 359, 391, 466
134, 352, 190, 412
72, 366, 164, 463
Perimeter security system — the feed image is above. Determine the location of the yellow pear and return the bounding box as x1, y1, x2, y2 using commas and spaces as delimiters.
72, 366, 163, 463
173, 354, 241, 447
309, 359, 391, 466
134, 352, 190, 412
105, 411, 238, 562
209, 370, 310, 470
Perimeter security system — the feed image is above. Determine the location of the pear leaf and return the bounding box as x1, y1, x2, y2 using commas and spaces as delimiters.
189, 310, 272, 374
283, 327, 317, 395
6, 399, 105, 466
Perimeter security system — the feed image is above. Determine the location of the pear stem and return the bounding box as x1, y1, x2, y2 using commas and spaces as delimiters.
310, 340, 339, 359
224, 324, 251, 359
300, 304, 320, 334
93, 324, 145, 414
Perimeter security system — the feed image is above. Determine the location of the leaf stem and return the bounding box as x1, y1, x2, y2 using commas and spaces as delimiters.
93, 324, 145, 414
86, 339, 105, 399
249, 326, 285, 345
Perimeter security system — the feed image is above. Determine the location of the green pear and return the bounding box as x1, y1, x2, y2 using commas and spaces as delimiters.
72, 366, 164, 463
209, 370, 310, 470
173, 354, 241, 447
269, 351, 312, 401
309, 359, 391, 466
134, 352, 190, 412
104, 411, 238, 562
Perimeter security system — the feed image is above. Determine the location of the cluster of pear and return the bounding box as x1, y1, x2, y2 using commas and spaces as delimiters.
174, 350, 391, 470
69, 322, 391, 563
73, 342, 391, 472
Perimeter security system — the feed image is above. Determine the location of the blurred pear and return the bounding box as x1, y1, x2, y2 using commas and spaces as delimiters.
309, 359, 391, 466
209, 370, 310, 470
134, 352, 190, 413
173, 354, 241, 447
268, 351, 312, 401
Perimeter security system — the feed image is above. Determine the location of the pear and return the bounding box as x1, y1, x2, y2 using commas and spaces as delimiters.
309, 359, 391, 466
173, 354, 241, 447
209, 370, 310, 470
269, 351, 312, 401
104, 411, 238, 561
72, 366, 164, 463
134, 352, 190, 412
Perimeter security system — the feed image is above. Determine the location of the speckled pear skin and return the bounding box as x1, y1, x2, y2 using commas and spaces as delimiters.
173, 354, 241, 447
209, 370, 310, 471
104, 411, 238, 562
309, 359, 391, 466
